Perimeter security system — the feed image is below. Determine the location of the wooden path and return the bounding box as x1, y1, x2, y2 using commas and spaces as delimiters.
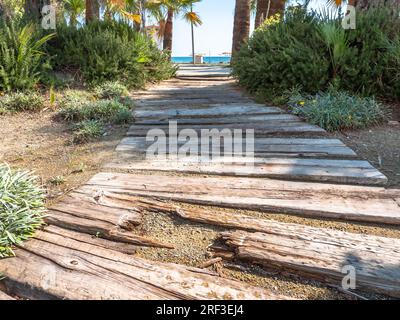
1, 65, 400, 300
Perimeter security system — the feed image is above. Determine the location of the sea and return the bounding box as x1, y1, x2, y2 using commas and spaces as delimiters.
172, 56, 231, 64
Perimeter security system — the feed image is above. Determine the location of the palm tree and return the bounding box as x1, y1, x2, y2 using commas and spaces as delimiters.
184, 3, 202, 63
232, 0, 251, 56
64, 0, 85, 27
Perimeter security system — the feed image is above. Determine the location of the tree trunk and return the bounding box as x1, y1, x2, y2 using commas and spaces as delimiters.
255, 0, 269, 28
356, 0, 400, 10
24, 0, 41, 20
24, 0, 53, 21
163, 8, 174, 53
232, 0, 251, 56
85, 0, 99, 24
269, 0, 285, 17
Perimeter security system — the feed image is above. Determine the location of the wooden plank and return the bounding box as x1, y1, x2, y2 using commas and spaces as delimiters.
45, 225, 138, 255
0, 291, 15, 300
135, 97, 252, 108
134, 103, 281, 118
134, 114, 299, 125
126, 123, 326, 137
46, 190, 173, 249
0, 229, 287, 300
218, 229, 400, 298
85, 172, 400, 225
136, 93, 245, 101
114, 137, 356, 158
104, 157, 386, 185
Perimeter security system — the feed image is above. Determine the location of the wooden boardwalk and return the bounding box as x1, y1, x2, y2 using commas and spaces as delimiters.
1, 66, 400, 300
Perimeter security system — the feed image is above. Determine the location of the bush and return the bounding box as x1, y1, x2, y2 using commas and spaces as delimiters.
0, 91, 44, 112
0, 19, 54, 92
58, 90, 93, 110
289, 90, 387, 131
47, 20, 176, 87
0, 164, 45, 257
232, 9, 330, 99
232, 7, 400, 100
94, 81, 129, 99
59, 99, 132, 123
73, 120, 104, 143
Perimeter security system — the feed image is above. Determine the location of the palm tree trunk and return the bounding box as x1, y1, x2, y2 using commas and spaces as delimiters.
255, 0, 269, 28
163, 8, 174, 53
232, 0, 251, 56
85, 0, 99, 24
24, 0, 41, 20
269, 0, 285, 17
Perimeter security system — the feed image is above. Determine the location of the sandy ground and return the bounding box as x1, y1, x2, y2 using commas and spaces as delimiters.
333, 124, 400, 188
0, 110, 127, 204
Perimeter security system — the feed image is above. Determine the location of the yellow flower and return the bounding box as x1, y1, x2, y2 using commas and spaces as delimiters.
299, 101, 305, 106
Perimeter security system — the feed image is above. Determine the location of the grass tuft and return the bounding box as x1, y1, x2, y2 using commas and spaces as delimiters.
289, 90, 387, 132
0, 164, 46, 258
0, 91, 44, 112
72, 120, 104, 144
94, 81, 129, 99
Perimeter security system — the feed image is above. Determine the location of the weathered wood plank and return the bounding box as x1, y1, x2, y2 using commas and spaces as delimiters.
114, 137, 356, 158
85, 172, 400, 225
136, 93, 245, 101
217, 229, 400, 298
46, 190, 172, 248
104, 157, 386, 185
0, 291, 15, 300
134, 104, 283, 118
0, 229, 287, 300
135, 97, 251, 108
127, 123, 326, 137
134, 114, 300, 125
45, 225, 138, 255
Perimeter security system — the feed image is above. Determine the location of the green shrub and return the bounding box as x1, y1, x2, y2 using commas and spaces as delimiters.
58, 90, 93, 109
59, 99, 132, 123
232, 7, 400, 100
0, 164, 45, 258
73, 120, 104, 143
94, 81, 129, 99
289, 90, 387, 131
232, 8, 330, 98
0, 91, 44, 112
47, 20, 176, 87
0, 19, 54, 92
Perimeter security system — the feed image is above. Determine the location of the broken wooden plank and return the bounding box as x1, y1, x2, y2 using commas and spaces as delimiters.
45, 225, 138, 255
217, 229, 400, 298
85, 172, 400, 225
134, 103, 283, 119
104, 157, 386, 185
46, 190, 172, 249
126, 198, 400, 297
0, 229, 288, 300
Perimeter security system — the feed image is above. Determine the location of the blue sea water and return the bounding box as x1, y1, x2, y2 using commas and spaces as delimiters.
172, 56, 231, 64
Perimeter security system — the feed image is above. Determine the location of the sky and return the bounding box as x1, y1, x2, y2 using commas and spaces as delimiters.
169, 0, 327, 56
